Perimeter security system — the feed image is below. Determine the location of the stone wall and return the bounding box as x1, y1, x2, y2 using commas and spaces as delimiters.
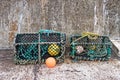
0, 0, 120, 49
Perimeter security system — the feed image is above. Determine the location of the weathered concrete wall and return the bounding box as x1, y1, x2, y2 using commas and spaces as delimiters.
0, 0, 120, 48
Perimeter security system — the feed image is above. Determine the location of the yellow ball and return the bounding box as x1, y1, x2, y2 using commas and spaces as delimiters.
48, 44, 60, 56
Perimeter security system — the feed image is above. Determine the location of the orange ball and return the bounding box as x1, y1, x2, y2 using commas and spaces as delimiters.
45, 57, 56, 68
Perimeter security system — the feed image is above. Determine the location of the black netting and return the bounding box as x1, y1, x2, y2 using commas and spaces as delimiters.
40, 33, 61, 42
70, 35, 112, 61
15, 44, 38, 60
15, 33, 39, 43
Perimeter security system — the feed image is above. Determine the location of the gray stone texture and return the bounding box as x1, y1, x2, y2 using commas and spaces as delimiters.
0, 0, 120, 48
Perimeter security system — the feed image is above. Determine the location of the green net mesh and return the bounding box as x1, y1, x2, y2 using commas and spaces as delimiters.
70, 33, 112, 61
39, 30, 65, 62
14, 30, 66, 64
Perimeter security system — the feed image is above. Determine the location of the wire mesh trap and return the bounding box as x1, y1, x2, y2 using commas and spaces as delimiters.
14, 33, 39, 64
69, 32, 112, 61
14, 30, 66, 64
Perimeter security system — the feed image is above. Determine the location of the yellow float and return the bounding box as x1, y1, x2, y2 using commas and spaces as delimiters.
48, 44, 60, 56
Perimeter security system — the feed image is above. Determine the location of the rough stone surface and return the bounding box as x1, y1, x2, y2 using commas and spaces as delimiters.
0, 53, 120, 80
0, 0, 120, 48
37, 61, 120, 80
0, 41, 120, 80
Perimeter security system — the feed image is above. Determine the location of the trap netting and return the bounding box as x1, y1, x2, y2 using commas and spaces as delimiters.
14, 30, 66, 64
39, 30, 66, 63
70, 32, 112, 61
14, 33, 39, 64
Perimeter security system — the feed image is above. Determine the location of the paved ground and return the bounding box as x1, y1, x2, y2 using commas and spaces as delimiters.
0, 41, 120, 80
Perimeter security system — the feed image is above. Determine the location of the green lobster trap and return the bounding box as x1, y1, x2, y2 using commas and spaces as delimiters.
14, 30, 66, 64
70, 32, 112, 61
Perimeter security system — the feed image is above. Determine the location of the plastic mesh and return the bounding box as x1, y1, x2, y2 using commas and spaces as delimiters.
14, 30, 66, 64
39, 30, 66, 62
15, 44, 38, 60
15, 33, 38, 43
70, 35, 112, 61
40, 33, 61, 42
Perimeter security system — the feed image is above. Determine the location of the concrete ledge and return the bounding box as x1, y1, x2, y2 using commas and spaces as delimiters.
111, 40, 120, 57
0, 40, 120, 80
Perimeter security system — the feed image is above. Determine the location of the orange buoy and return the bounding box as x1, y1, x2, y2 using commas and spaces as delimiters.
45, 57, 56, 68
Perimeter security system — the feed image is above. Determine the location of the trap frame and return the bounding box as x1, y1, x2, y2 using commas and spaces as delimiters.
14, 30, 66, 64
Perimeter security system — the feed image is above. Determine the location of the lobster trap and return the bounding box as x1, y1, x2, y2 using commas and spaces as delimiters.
70, 32, 112, 61
14, 30, 66, 64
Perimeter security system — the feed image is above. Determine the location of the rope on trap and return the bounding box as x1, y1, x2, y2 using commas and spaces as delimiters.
70, 32, 111, 61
